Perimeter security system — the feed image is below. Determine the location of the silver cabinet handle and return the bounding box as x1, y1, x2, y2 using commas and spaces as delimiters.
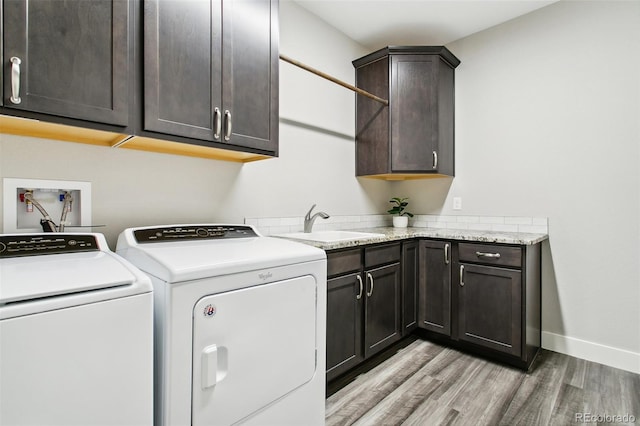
213, 108, 221, 140
444, 243, 450, 265
366, 272, 374, 297
10, 57, 22, 104
460, 265, 465, 286
224, 110, 232, 141
476, 251, 501, 259
356, 275, 363, 300
432, 151, 438, 169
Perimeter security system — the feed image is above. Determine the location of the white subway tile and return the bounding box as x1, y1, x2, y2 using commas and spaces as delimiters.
479, 216, 505, 224
456, 216, 480, 223
428, 221, 447, 229
491, 224, 518, 232
446, 222, 468, 230
504, 216, 533, 225
258, 217, 281, 227
280, 217, 301, 226
467, 223, 488, 231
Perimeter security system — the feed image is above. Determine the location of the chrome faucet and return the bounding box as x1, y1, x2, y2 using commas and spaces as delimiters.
304, 204, 330, 233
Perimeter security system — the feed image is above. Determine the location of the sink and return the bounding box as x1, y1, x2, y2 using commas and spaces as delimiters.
278, 230, 385, 243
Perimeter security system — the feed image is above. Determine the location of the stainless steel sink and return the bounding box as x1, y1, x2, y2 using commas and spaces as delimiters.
278, 230, 385, 243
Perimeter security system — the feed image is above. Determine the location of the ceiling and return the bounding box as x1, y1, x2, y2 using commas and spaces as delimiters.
293, 0, 559, 49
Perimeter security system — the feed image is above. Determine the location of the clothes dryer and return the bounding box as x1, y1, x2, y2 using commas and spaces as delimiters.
116, 224, 327, 426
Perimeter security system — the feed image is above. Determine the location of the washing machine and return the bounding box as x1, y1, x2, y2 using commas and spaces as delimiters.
0, 233, 153, 426
116, 224, 327, 426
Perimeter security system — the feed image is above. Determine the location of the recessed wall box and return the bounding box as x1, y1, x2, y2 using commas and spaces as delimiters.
3, 178, 91, 233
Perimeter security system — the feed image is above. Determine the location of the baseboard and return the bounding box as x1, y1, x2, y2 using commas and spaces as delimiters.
542, 331, 640, 374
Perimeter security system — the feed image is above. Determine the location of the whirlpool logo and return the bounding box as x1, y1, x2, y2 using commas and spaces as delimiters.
258, 271, 273, 281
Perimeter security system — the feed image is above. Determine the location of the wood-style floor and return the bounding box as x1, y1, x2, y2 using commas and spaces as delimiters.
326, 339, 640, 425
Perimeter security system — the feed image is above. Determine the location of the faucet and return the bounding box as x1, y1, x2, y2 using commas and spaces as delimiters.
304, 204, 330, 233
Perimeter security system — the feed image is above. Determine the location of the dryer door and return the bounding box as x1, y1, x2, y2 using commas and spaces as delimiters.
192, 275, 317, 425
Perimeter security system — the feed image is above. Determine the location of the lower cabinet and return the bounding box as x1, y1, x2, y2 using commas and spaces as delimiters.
458, 263, 522, 357
418, 240, 452, 336
326, 237, 542, 379
326, 243, 402, 382
418, 239, 541, 370
401, 241, 418, 334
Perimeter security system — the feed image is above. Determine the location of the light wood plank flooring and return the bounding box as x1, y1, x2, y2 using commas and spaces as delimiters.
326, 339, 640, 425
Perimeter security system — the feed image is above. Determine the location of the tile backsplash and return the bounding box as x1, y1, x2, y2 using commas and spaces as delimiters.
245, 214, 548, 236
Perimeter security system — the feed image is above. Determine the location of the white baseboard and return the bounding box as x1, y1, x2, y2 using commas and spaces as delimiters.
542, 331, 640, 374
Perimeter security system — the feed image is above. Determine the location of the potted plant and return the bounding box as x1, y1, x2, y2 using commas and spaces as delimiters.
387, 197, 413, 228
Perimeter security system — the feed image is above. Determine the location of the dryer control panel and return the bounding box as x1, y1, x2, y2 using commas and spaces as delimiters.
133, 225, 258, 243
0, 235, 99, 258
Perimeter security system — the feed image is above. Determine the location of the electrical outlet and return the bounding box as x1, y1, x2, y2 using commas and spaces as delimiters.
453, 197, 462, 210
3, 178, 91, 233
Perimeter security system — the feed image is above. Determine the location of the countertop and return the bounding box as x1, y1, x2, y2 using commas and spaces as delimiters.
276, 227, 548, 251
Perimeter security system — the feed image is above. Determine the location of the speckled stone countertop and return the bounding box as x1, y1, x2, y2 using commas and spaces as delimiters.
277, 227, 548, 251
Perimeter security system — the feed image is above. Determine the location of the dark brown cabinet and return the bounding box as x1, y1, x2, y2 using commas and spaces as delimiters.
326, 243, 402, 381
2, 0, 131, 126
326, 270, 363, 381
418, 240, 452, 336
1, 0, 278, 160
401, 241, 418, 334
352, 46, 460, 179
458, 262, 522, 357
415, 240, 541, 369
144, 0, 278, 153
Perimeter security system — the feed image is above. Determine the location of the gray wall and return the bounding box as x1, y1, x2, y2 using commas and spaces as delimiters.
397, 1, 640, 371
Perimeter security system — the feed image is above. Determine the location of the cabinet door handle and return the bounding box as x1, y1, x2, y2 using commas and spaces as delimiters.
224, 110, 232, 141
213, 107, 221, 140
444, 243, 450, 265
10, 57, 22, 104
366, 272, 374, 297
475, 251, 501, 259
460, 265, 465, 286
356, 275, 363, 300
432, 151, 438, 169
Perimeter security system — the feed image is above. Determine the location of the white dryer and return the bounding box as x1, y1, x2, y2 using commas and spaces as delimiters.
0, 233, 153, 426
116, 224, 327, 426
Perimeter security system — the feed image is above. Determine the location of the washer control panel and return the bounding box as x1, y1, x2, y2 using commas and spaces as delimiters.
133, 225, 258, 243
0, 235, 99, 258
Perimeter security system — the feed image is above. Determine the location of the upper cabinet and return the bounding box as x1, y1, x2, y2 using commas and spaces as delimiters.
353, 46, 460, 180
2, 0, 131, 126
143, 0, 278, 154
1, 0, 279, 161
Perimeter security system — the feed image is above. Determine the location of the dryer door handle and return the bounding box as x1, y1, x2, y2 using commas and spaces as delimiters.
201, 345, 228, 389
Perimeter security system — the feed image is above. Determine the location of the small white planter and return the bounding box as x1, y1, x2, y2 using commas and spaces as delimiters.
392, 216, 409, 228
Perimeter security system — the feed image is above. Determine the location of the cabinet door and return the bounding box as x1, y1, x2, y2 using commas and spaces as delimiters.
326, 273, 363, 381
390, 55, 438, 172
458, 264, 522, 357
144, 0, 222, 140
364, 263, 401, 358
221, 0, 278, 152
418, 240, 452, 336
402, 241, 418, 334
3, 0, 129, 125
